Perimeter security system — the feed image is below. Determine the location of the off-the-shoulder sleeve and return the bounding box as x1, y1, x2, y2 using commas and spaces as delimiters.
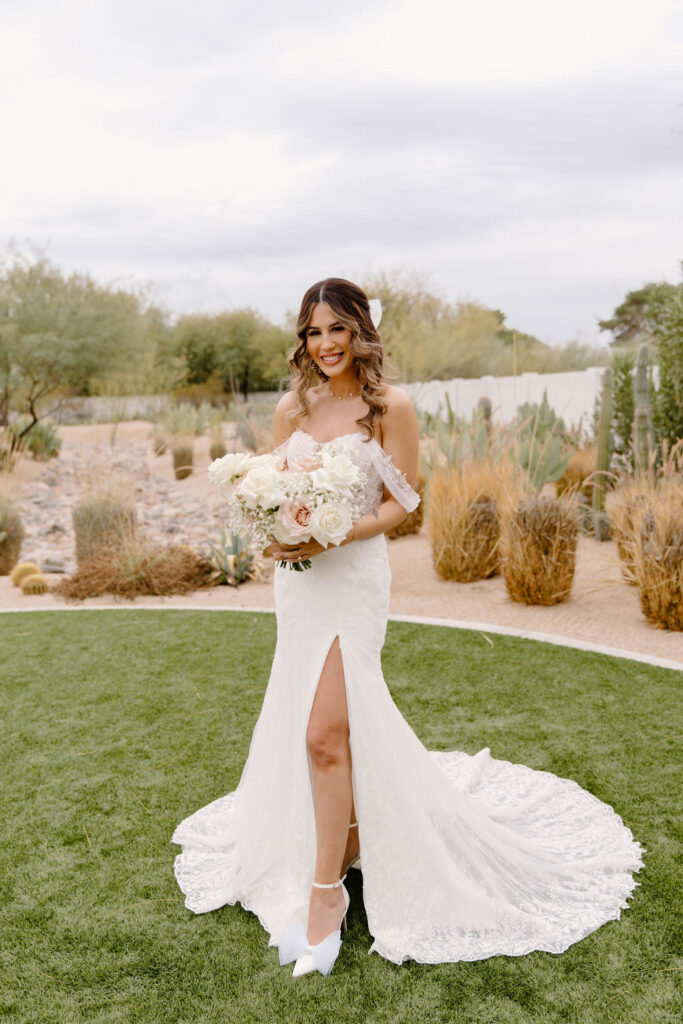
368, 444, 421, 513
269, 437, 291, 466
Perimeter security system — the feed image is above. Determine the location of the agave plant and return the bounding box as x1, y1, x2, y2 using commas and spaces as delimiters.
207, 528, 263, 586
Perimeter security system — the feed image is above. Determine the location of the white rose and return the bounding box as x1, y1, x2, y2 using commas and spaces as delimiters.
247, 453, 276, 469
208, 452, 252, 494
237, 463, 286, 510
310, 500, 353, 548
311, 453, 359, 496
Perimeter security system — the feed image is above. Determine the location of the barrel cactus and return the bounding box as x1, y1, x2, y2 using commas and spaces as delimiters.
21, 572, 48, 595
11, 561, 41, 586
173, 440, 194, 480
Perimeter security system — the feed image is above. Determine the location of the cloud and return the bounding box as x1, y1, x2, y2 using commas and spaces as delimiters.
0, 0, 681, 346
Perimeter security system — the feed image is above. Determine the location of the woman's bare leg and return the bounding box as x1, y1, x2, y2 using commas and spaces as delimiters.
305, 636, 358, 944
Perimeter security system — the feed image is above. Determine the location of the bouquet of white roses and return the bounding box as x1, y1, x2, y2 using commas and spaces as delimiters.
208, 445, 366, 570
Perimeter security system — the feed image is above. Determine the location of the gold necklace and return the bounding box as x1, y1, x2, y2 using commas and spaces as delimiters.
327, 382, 362, 401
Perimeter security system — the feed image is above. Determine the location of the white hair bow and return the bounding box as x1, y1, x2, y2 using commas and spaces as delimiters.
368, 298, 382, 329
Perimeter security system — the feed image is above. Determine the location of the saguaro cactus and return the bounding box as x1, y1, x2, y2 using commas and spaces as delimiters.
633, 343, 654, 479
592, 367, 613, 540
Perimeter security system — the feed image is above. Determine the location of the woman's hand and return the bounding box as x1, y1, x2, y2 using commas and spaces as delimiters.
270, 538, 328, 563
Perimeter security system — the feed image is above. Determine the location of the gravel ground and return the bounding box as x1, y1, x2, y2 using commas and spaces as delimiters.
2, 420, 682, 667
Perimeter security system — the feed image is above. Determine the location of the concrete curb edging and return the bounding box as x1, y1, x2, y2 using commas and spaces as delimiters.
2, 603, 681, 673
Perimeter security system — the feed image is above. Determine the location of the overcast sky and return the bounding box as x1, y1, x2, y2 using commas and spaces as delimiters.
1, 0, 681, 345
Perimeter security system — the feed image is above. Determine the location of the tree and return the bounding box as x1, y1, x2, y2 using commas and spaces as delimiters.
173, 309, 290, 400
598, 277, 682, 347
0, 247, 161, 449
360, 270, 604, 381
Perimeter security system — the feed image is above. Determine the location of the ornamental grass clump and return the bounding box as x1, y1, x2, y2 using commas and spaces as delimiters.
0, 489, 24, 574
54, 535, 216, 601
556, 445, 596, 504
72, 480, 137, 567
611, 484, 647, 587
615, 477, 683, 631
502, 493, 580, 606
427, 460, 510, 582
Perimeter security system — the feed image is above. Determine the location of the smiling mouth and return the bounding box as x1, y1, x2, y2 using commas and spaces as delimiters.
320, 353, 344, 364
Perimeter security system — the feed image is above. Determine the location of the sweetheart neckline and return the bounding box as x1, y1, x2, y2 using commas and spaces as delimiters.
291, 428, 380, 448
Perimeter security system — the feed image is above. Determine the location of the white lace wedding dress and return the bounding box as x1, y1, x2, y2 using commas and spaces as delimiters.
171, 428, 643, 965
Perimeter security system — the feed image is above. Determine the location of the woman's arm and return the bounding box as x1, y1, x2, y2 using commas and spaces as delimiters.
341, 387, 420, 545
272, 391, 297, 449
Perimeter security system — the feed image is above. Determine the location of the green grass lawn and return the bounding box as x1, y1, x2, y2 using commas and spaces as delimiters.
1, 609, 681, 1024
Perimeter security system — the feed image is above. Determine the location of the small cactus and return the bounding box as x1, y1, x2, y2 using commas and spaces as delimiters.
209, 439, 227, 461
592, 367, 613, 540
477, 396, 492, 442
21, 572, 48, 594
633, 344, 654, 478
11, 561, 41, 586
173, 441, 194, 480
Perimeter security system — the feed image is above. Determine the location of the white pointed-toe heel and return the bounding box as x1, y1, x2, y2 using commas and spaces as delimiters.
291, 878, 350, 978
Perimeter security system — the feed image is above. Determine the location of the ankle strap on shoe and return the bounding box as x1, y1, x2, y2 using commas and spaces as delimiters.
312, 878, 343, 889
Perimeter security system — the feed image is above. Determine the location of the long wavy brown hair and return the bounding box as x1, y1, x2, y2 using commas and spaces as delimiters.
286, 278, 387, 440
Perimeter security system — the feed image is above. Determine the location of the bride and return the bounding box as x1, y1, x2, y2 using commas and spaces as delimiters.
172, 277, 643, 977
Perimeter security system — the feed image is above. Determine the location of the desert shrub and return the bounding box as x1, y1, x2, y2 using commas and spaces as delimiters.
556, 445, 596, 501
10, 561, 40, 586
172, 441, 194, 480
231, 397, 278, 454
72, 484, 137, 567
427, 461, 512, 581
0, 492, 24, 574
208, 408, 228, 461
21, 573, 48, 594
148, 423, 168, 457
172, 373, 231, 408
502, 493, 580, 606
8, 417, 61, 460
53, 539, 216, 601
207, 528, 263, 586
386, 470, 426, 538
613, 478, 683, 630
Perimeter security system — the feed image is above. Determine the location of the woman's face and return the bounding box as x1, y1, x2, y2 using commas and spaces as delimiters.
305, 302, 355, 378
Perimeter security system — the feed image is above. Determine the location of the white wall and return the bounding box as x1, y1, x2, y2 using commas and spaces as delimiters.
403, 367, 609, 430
